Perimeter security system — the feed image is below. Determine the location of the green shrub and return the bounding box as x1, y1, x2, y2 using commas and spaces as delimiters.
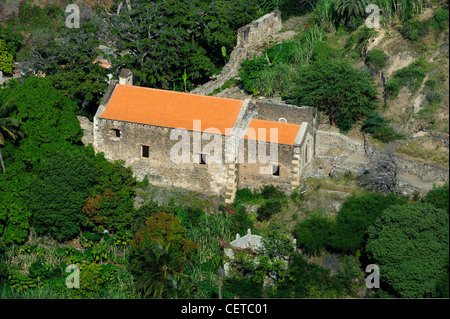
256, 200, 282, 221
366, 49, 386, 69
423, 182, 449, 213
295, 214, 333, 256
239, 56, 269, 94
8, 271, 40, 291
400, 19, 429, 41
430, 7, 449, 31
260, 185, 286, 200
361, 111, 386, 134
224, 276, 263, 298
373, 125, 405, 143
0, 263, 9, 281
386, 58, 427, 98
235, 188, 258, 203
178, 207, 205, 230
312, 41, 336, 61
366, 202, 449, 298
344, 25, 377, 56
28, 149, 97, 242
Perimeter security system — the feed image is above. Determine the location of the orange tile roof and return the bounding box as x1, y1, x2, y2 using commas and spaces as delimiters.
244, 119, 300, 145
100, 84, 244, 135
93, 60, 112, 68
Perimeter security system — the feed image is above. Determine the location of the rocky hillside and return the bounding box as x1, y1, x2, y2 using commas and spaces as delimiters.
212, 5, 449, 194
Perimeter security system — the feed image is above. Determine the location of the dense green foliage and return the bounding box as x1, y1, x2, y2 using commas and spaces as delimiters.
291, 58, 377, 131
361, 111, 387, 134
329, 192, 408, 253
0, 40, 14, 75
28, 150, 97, 241
295, 214, 332, 256
366, 202, 449, 298
366, 49, 387, 69
372, 125, 405, 143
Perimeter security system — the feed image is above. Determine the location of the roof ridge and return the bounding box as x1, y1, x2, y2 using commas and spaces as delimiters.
115, 84, 243, 103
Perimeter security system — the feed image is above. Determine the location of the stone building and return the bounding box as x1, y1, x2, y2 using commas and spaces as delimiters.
93, 71, 317, 203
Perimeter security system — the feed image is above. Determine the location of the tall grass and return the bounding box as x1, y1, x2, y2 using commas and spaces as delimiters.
250, 24, 325, 97
185, 214, 234, 263
313, 0, 337, 33
376, 0, 424, 22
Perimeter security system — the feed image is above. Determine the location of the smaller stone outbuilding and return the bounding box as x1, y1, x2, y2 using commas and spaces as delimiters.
223, 228, 262, 275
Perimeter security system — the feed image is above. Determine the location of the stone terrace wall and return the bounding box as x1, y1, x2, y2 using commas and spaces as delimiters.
191, 11, 282, 96
364, 137, 449, 194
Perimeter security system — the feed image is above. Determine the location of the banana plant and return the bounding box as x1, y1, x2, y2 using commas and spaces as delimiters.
182, 69, 188, 92
221, 46, 227, 65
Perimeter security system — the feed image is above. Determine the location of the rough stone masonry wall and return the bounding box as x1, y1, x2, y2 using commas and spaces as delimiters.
236, 122, 315, 194
95, 118, 233, 198
255, 101, 316, 127
309, 130, 368, 178
190, 11, 282, 96
364, 136, 449, 194
237, 141, 299, 194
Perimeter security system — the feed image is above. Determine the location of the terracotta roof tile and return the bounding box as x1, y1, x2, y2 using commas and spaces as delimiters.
100, 84, 243, 135
244, 119, 300, 145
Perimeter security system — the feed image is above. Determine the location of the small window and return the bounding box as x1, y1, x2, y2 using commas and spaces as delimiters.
272, 165, 280, 176
142, 145, 150, 158
198, 153, 207, 165
112, 129, 121, 138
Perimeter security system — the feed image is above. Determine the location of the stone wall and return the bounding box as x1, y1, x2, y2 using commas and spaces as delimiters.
76, 115, 94, 146
236, 10, 283, 48
255, 100, 316, 127
309, 130, 369, 178
364, 136, 448, 195
236, 122, 315, 194
191, 11, 282, 96
315, 130, 365, 157
95, 117, 232, 198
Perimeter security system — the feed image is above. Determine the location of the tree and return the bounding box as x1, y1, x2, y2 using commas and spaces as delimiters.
131, 212, 197, 275
0, 39, 14, 75
27, 148, 98, 242
291, 58, 377, 132
134, 242, 195, 298
366, 203, 449, 298
0, 102, 21, 173
329, 192, 408, 253
250, 224, 296, 287
107, 0, 215, 89
295, 214, 332, 256
0, 25, 24, 60
422, 182, 449, 213
22, 22, 109, 117
3, 77, 83, 167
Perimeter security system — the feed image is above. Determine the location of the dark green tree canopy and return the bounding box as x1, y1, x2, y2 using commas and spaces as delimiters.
366, 202, 449, 298
290, 58, 378, 132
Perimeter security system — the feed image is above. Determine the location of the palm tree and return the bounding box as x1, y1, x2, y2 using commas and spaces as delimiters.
334, 0, 371, 23
0, 102, 21, 173
134, 242, 196, 298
